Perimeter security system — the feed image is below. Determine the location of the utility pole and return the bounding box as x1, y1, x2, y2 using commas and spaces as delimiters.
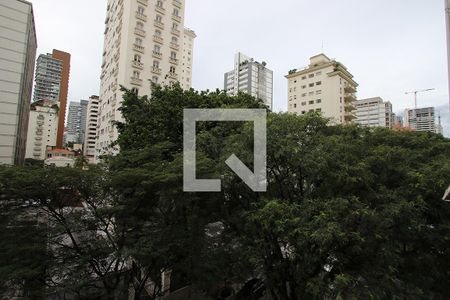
405, 88, 435, 109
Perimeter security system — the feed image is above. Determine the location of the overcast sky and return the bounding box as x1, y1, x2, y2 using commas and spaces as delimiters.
29, 0, 450, 136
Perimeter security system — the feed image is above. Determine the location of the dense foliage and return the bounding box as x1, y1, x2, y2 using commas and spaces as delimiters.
1, 85, 450, 299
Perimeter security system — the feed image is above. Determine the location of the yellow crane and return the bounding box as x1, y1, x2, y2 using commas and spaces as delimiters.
405, 88, 435, 109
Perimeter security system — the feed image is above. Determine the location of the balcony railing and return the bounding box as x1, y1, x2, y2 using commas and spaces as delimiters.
152, 51, 162, 59
151, 66, 162, 75
133, 44, 145, 53
132, 60, 144, 70
137, 0, 148, 6
154, 20, 164, 29
172, 15, 181, 23
168, 72, 178, 79
136, 12, 147, 22
173, 0, 182, 8
169, 57, 178, 65
134, 28, 146, 37
114, 52, 120, 62
170, 42, 180, 50
344, 94, 356, 103
171, 28, 180, 36
153, 35, 163, 44
131, 77, 143, 86
155, 6, 165, 14
344, 86, 356, 93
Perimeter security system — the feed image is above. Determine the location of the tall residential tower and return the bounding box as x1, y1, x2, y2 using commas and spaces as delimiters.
0, 0, 37, 165
96, 0, 196, 160
224, 52, 273, 110
33, 50, 71, 149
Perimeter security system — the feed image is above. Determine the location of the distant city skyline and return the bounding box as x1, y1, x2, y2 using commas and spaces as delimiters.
28, 0, 450, 136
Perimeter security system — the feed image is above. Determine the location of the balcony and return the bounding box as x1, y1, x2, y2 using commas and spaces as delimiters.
171, 28, 180, 36
344, 104, 355, 112
173, 0, 182, 8
344, 86, 356, 93
136, 12, 147, 22
133, 44, 145, 53
172, 15, 181, 23
33, 147, 41, 152
116, 22, 122, 33
114, 51, 120, 62
35, 136, 42, 141
152, 51, 162, 59
132, 60, 144, 70
131, 77, 143, 86
34, 142, 42, 147
33, 152, 41, 157
151, 66, 162, 75
137, 0, 148, 6
168, 72, 178, 80
153, 35, 163, 44
113, 68, 119, 77
37, 120, 44, 126
154, 20, 164, 29
344, 111, 357, 122
35, 130, 43, 136
112, 83, 118, 91
134, 28, 146, 37
155, 6, 165, 14
169, 57, 178, 65
344, 94, 356, 103
170, 42, 180, 50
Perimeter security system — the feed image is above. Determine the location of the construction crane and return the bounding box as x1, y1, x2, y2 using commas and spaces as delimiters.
405, 88, 435, 109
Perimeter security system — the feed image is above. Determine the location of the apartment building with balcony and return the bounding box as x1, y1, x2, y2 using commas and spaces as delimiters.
25, 100, 59, 161
286, 54, 358, 124
0, 0, 37, 165
224, 52, 273, 110
96, 0, 196, 160
405, 107, 437, 133
355, 97, 395, 129
83, 96, 99, 163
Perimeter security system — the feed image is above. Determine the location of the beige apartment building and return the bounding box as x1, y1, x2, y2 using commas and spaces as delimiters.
355, 97, 394, 129
25, 100, 59, 161
0, 0, 37, 165
83, 96, 99, 164
286, 54, 358, 124
96, 0, 195, 160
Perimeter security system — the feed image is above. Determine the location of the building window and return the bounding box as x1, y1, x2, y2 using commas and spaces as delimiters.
171, 51, 177, 59
153, 60, 159, 68
134, 54, 141, 62
316, 90, 322, 95
301, 102, 306, 106
172, 36, 178, 43
309, 100, 314, 105
301, 76, 306, 80
135, 38, 142, 46
170, 66, 176, 73
156, 15, 162, 22
316, 99, 322, 104
155, 29, 161, 36
154, 44, 161, 53
173, 8, 179, 16
302, 85, 306, 89
133, 71, 140, 79
136, 21, 143, 29
172, 23, 178, 30
301, 93, 306, 97
316, 71, 322, 76
316, 81, 322, 86
152, 76, 159, 83
138, 6, 145, 14
294, 104, 297, 108
157, 0, 163, 7
309, 83, 314, 87
131, 88, 139, 95
309, 74, 314, 78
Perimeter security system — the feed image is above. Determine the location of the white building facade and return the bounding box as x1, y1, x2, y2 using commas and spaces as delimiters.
405, 107, 436, 133
355, 97, 394, 129
286, 54, 358, 124
83, 96, 99, 163
0, 0, 37, 165
224, 52, 273, 110
96, 0, 195, 161
25, 100, 59, 160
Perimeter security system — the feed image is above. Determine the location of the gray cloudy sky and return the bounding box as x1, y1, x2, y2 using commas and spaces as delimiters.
29, 0, 450, 136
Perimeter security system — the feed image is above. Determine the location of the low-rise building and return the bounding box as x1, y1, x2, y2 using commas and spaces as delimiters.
45, 148, 75, 167
355, 97, 394, 129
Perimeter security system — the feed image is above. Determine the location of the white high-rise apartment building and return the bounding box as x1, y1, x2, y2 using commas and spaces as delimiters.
96, 0, 195, 160
286, 54, 358, 124
25, 100, 59, 160
83, 96, 99, 163
224, 52, 273, 110
66, 100, 88, 145
0, 0, 37, 165
405, 107, 437, 133
355, 97, 394, 129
